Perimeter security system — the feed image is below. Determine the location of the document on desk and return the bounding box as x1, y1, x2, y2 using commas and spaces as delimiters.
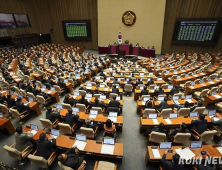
209, 82, 214, 84
213, 95, 221, 99
164, 119, 172, 124
200, 73, 205, 75
89, 115, 97, 119
216, 147, 222, 154
104, 88, 108, 91
46, 90, 52, 94
108, 117, 117, 123
142, 101, 146, 105
0, 91, 6, 94
30, 130, 37, 135
187, 99, 193, 103
152, 119, 159, 125
176, 148, 195, 161
101, 144, 114, 155
152, 149, 161, 158
73, 140, 86, 151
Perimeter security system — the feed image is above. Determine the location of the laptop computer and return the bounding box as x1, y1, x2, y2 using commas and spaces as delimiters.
86, 83, 92, 87
28, 97, 34, 103
74, 91, 80, 97
200, 80, 204, 84
168, 85, 173, 90
100, 95, 106, 100
190, 112, 198, 118
95, 77, 100, 80
89, 110, 98, 119
116, 96, 121, 101
191, 82, 195, 86
169, 113, 178, 119
50, 87, 55, 91
159, 142, 172, 149
100, 84, 105, 88
190, 141, 202, 149
148, 113, 157, 119
208, 110, 216, 116
72, 107, 79, 113
76, 134, 87, 142
108, 112, 118, 122
140, 86, 144, 90
51, 129, 60, 138
86, 93, 93, 99
185, 95, 192, 100
103, 138, 115, 145
157, 78, 162, 81
173, 96, 180, 104
30, 124, 38, 131
64, 80, 68, 83
143, 97, 150, 102
56, 104, 63, 110
177, 76, 181, 79
140, 73, 144, 76
42, 85, 46, 90
18, 94, 23, 99
149, 73, 153, 75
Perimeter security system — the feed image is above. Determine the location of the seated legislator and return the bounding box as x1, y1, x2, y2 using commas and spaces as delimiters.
190, 100, 203, 112
141, 86, 149, 95
113, 78, 119, 84
65, 109, 79, 127
171, 85, 179, 95
63, 94, 75, 106
46, 107, 60, 123
58, 146, 85, 169
6, 94, 16, 108
104, 119, 116, 137
78, 95, 89, 107
15, 126, 33, 152
112, 85, 119, 94
16, 97, 28, 113
109, 96, 120, 108
136, 79, 143, 85
82, 118, 97, 131
36, 133, 56, 159
144, 122, 167, 137
169, 122, 189, 138
191, 113, 208, 134
92, 98, 106, 108
158, 97, 168, 112
161, 151, 187, 170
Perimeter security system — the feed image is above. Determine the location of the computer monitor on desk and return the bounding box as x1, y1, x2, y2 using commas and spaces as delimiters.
30, 124, 38, 131
169, 113, 178, 119
56, 104, 63, 110
51, 129, 60, 137
103, 138, 115, 145
159, 142, 172, 149
190, 112, 198, 118
148, 113, 157, 119
72, 107, 79, 113
90, 110, 98, 116
190, 141, 202, 149
209, 110, 216, 116
76, 134, 86, 142
185, 95, 192, 100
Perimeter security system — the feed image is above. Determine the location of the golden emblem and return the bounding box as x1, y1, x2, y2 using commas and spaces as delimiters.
122, 11, 136, 27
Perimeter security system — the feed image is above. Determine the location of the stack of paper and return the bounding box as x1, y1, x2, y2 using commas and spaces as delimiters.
101, 144, 114, 155
175, 148, 195, 161
209, 82, 214, 84
73, 140, 87, 151
187, 99, 193, 103
217, 147, 222, 154
164, 119, 172, 124
152, 119, 159, 124
142, 101, 146, 105
89, 115, 97, 119
108, 117, 117, 122
104, 88, 108, 91
152, 149, 161, 158
30, 130, 37, 135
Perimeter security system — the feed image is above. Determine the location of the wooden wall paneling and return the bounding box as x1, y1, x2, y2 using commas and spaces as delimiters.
162, 0, 222, 54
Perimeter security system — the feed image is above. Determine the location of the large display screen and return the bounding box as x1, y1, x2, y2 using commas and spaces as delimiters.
0, 13, 16, 28
14, 14, 31, 27
172, 18, 222, 45
62, 20, 92, 41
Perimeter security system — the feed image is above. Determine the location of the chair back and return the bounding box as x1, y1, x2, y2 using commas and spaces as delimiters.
94, 94, 101, 99
36, 95, 46, 104
178, 108, 190, 117
193, 107, 206, 115
173, 133, 191, 143
143, 109, 156, 118
62, 103, 72, 110
27, 92, 36, 101
200, 89, 209, 97
92, 107, 102, 114
161, 108, 172, 118
109, 93, 118, 98
76, 103, 86, 112
200, 130, 217, 141
53, 85, 61, 93
0, 104, 9, 114
80, 127, 95, 138
173, 93, 182, 99
9, 108, 21, 119
79, 90, 86, 96
124, 84, 133, 92
3, 145, 22, 160
39, 118, 53, 129
58, 161, 73, 170
97, 161, 115, 170
58, 123, 72, 134
149, 132, 166, 143
28, 154, 48, 168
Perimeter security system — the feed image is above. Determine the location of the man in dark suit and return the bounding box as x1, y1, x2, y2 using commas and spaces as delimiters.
65, 109, 79, 127
112, 85, 119, 94
169, 122, 189, 138
136, 79, 143, 85
141, 86, 149, 95
191, 113, 208, 134
46, 107, 60, 123
82, 118, 97, 131
113, 79, 119, 84
171, 85, 179, 95
57, 147, 85, 170
15, 126, 33, 152
158, 97, 168, 112
25, 83, 33, 93
161, 152, 186, 170
16, 98, 28, 113
32, 85, 41, 96
36, 133, 56, 159
92, 98, 106, 108
78, 95, 89, 106
6, 94, 16, 108
109, 96, 120, 108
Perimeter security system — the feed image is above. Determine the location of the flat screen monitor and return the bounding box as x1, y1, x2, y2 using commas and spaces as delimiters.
51, 129, 60, 137
100, 95, 106, 99
190, 112, 198, 117
148, 113, 157, 119
86, 94, 92, 98
28, 97, 34, 103
169, 113, 178, 119
62, 20, 92, 41
14, 14, 30, 28
172, 18, 222, 45
76, 134, 86, 142
190, 141, 202, 149
56, 104, 63, 110
143, 97, 150, 102
186, 95, 192, 100
30, 124, 38, 131
109, 112, 118, 117
209, 110, 216, 116
0, 13, 16, 28
0, 113, 3, 118
173, 96, 179, 101
158, 97, 164, 101
74, 91, 80, 96
159, 142, 172, 149
90, 110, 98, 115
72, 107, 79, 113
103, 138, 115, 145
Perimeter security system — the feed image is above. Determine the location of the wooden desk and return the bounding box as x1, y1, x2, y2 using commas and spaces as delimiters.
145, 145, 222, 164
0, 118, 15, 135
203, 93, 222, 106
140, 113, 221, 132
25, 128, 123, 161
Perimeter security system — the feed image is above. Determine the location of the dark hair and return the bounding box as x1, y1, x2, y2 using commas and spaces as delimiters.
173, 153, 180, 165
113, 85, 116, 88
184, 101, 190, 107
197, 100, 203, 107
164, 97, 167, 102
181, 122, 186, 130
17, 97, 22, 102
39, 133, 46, 141
199, 113, 205, 120
106, 119, 112, 128
68, 109, 72, 114
146, 100, 153, 108
47, 107, 52, 112
16, 126, 23, 134
95, 98, 99, 103
143, 86, 147, 90
57, 155, 64, 162
113, 96, 116, 100
159, 122, 165, 130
